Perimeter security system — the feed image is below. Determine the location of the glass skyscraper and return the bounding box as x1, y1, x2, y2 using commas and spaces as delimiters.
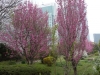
93, 34, 100, 43
41, 4, 56, 27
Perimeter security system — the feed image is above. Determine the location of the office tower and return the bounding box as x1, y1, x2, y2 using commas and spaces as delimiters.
41, 3, 57, 27
93, 34, 100, 43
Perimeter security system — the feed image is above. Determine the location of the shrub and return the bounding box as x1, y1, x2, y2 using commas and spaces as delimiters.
96, 64, 100, 73
0, 61, 16, 65
93, 57, 100, 75
0, 64, 51, 75
8, 61, 16, 65
81, 56, 85, 60
49, 49, 58, 60
0, 43, 21, 61
55, 61, 65, 67
43, 56, 55, 66
0, 43, 8, 61
21, 60, 26, 64
94, 52, 99, 56
78, 63, 82, 66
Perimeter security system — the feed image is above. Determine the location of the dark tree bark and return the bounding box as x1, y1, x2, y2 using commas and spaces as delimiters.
72, 61, 77, 75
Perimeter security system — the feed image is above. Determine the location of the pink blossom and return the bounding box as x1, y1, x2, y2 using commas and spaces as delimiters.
0, 1, 50, 64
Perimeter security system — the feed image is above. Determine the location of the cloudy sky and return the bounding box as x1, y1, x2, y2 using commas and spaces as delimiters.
30, 0, 100, 42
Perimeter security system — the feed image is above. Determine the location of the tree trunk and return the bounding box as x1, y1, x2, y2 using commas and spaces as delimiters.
30, 59, 33, 64
25, 56, 30, 64
72, 61, 77, 75
40, 57, 44, 64
73, 66, 77, 75
27, 58, 30, 64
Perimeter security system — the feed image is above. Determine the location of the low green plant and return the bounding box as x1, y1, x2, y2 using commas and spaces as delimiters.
0, 61, 16, 65
94, 52, 99, 56
78, 63, 82, 66
0, 64, 51, 75
8, 61, 16, 65
21, 60, 26, 64
43, 56, 55, 66
92, 56, 100, 75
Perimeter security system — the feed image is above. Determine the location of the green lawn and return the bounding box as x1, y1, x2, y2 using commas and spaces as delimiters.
49, 60, 94, 75
0, 55, 98, 75
50, 55, 95, 75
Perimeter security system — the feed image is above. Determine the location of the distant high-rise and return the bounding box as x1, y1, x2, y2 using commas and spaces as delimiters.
93, 34, 100, 43
41, 3, 57, 27
87, 33, 90, 41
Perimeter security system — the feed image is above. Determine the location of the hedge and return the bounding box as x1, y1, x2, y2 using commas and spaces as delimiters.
0, 64, 51, 75
43, 56, 55, 66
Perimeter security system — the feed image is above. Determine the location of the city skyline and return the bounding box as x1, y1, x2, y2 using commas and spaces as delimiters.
93, 34, 100, 43
41, 4, 56, 27
30, 0, 100, 42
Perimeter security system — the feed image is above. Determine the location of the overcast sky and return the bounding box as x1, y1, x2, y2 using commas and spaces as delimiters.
30, 0, 100, 42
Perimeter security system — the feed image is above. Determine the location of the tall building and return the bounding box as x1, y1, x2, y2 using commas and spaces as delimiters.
93, 34, 100, 43
41, 3, 57, 27
87, 33, 90, 41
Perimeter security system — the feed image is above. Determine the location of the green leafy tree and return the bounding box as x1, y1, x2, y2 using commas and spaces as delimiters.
93, 40, 100, 53
49, 25, 58, 60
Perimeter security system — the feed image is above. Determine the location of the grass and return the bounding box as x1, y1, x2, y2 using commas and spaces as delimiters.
49, 60, 94, 75
77, 60, 94, 75
0, 55, 97, 75
50, 64, 64, 75
50, 55, 95, 75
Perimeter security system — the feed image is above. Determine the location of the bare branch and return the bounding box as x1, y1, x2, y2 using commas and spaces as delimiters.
0, 0, 22, 29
